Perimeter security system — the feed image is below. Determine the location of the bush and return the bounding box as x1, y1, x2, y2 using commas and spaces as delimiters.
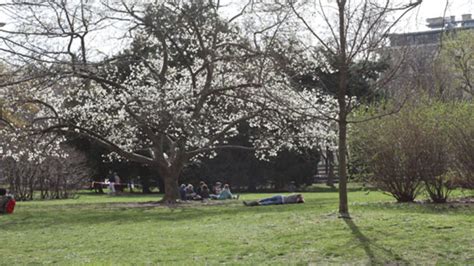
349, 101, 472, 202
351, 111, 429, 202
1, 148, 91, 201
449, 105, 474, 189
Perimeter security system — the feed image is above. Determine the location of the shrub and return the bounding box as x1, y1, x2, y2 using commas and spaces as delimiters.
1, 148, 91, 201
449, 104, 474, 189
349, 101, 468, 203
414, 103, 452, 203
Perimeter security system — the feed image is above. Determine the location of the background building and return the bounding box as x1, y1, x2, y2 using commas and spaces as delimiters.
386, 14, 474, 100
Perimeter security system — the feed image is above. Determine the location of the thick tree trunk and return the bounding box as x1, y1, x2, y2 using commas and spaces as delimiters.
162, 174, 179, 203
157, 164, 182, 204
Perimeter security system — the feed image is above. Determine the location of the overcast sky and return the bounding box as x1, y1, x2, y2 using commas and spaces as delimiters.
1, 0, 473, 31
0, 0, 473, 59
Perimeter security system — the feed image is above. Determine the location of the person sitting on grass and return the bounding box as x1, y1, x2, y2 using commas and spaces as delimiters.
196, 181, 205, 195
0, 188, 16, 214
185, 184, 202, 201
243, 194, 304, 206
216, 184, 239, 200
199, 184, 210, 200
213, 182, 222, 195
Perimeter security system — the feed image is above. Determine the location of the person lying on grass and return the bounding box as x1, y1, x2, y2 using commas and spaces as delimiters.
243, 194, 304, 206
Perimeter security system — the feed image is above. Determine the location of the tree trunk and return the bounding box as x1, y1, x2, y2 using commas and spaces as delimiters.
158, 165, 182, 204
337, 117, 349, 218
337, 0, 350, 218
162, 174, 179, 203
326, 147, 335, 188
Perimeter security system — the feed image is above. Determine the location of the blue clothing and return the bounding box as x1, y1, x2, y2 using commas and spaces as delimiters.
258, 195, 284, 205
217, 189, 233, 200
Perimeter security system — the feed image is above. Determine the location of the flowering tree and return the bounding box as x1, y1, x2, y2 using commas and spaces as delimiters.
1, 1, 338, 203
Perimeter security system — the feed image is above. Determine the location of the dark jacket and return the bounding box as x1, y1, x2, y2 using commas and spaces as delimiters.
179, 187, 186, 201
199, 188, 210, 199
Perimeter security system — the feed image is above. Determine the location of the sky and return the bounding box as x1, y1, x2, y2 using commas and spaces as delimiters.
218, 0, 474, 35
1, 0, 473, 31
0, 0, 473, 59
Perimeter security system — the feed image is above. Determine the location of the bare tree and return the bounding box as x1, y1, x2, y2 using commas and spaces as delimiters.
281, 0, 423, 217
1, 148, 91, 201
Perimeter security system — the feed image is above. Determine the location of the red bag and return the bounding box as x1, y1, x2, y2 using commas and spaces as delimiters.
5, 198, 16, 214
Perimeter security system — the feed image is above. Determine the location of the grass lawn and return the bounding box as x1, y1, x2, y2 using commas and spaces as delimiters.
1, 186, 473, 265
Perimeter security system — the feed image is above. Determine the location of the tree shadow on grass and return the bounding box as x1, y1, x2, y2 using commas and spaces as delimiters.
353, 201, 473, 216
344, 219, 409, 264
1, 198, 335, 231
304, 185, 379, 193
76, 193, 162, 198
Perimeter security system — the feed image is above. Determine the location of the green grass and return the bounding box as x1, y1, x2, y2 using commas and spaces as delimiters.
1, 187, 473, 265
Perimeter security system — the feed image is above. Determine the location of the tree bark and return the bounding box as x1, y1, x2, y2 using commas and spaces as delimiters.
337, 116, 349, 217
337, 0, 350, 218
326, 148, 335, 188
157, 164, 182, 204
162, 174, 179, 203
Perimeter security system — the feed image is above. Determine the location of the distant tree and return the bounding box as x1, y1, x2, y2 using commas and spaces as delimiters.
0, 117, 90, 200
439, 30, 474, 97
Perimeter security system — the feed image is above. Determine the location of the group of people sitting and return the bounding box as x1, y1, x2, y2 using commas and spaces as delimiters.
178, 181, 305, 207
179, 181, 239, 201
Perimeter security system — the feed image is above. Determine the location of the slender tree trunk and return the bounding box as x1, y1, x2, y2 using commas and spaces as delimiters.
326, 148, 335, 188
337, 116, 349, 217
337, 0, 350, 218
